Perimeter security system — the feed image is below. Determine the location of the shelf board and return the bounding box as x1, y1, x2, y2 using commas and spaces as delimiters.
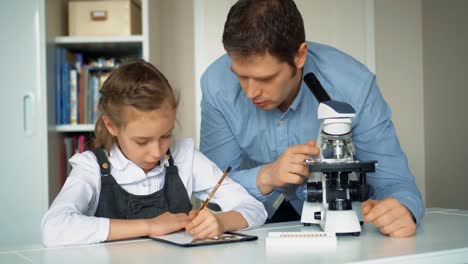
55, 35, 144, 44
54, 35, 144, 56
54, 124, 95, 132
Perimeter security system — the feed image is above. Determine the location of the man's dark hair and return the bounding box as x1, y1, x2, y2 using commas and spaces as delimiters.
222, 0, 305, 68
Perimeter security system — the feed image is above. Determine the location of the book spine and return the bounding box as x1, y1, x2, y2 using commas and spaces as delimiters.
78, 134, 85, 153
69, 69, 78, 125
55, 47, 62, 125
83, 67, 89, 124
63, 137, 73, 175
78, 67, 84, 124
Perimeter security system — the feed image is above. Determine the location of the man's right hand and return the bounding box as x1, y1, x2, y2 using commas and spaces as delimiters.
257, 140, 319, 195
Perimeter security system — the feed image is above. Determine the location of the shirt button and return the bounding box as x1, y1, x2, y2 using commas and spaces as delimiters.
142, 182, 147, 187
278, 120, 284, 126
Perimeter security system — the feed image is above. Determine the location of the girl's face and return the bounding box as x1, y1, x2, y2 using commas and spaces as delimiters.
104, 102, 176, 173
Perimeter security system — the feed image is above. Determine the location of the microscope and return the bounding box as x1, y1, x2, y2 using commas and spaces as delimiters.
298, 72, 377, 236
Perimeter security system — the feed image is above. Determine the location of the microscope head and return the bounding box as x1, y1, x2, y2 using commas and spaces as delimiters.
318, 101, 356, 161
318, 101, 355, 119
303, 72, 362, 161
303, 71, 356, 136
318, 101, 355, 136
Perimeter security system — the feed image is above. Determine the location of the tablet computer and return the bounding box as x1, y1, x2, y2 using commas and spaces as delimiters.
150, 231, 258, 247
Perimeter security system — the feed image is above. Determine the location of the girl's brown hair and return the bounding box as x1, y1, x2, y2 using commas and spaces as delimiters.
93, 59, 178, 151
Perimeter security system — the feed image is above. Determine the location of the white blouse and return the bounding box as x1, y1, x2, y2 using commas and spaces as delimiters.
42, 138, 267, 247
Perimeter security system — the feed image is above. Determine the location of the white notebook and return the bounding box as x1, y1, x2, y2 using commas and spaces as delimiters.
266, 231, 337, 253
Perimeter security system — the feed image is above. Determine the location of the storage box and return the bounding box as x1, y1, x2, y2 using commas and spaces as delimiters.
68, 0, 141, 36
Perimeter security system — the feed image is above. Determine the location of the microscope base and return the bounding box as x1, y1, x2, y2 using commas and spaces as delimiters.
301, 202, 362, 235
322, 210, 361, 235
300, 201, 321, 224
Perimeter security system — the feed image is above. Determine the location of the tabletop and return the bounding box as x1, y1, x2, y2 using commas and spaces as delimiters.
1, 208, 467, 264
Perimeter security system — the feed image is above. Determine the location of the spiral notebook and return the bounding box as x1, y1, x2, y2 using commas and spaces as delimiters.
150, 231, 257, 247
266, 231, 337, 252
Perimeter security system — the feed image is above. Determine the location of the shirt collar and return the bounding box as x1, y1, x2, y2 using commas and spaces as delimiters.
289, 81, 307, 112
108, 144, 170, 172
108, 144, 130, 171
289, 53, 320, 112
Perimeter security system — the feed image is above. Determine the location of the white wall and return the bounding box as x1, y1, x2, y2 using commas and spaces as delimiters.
374, 0, 426, 201
194, 0, 236, 147
422, 0, 468, 209
295, 0, 369, 68
148, 0, 196, 142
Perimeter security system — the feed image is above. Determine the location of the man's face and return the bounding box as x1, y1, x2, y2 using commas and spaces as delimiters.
230, 52, 302, 112
104, 103, 175, 173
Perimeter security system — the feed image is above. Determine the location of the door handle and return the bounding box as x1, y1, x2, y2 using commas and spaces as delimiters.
23, 93, 35, 136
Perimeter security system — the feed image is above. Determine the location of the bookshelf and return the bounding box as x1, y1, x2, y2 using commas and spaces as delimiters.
55, 124, 95, 132
45, 0, 161, 202
55, 35, 145, 44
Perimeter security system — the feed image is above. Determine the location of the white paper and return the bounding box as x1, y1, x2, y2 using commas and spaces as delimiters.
151, 231, 242, 245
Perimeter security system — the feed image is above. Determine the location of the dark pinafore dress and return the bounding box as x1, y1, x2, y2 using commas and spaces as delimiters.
90, 148, 192, 219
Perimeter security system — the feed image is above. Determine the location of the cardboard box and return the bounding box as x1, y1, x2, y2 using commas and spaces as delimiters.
69, 0, 141, 36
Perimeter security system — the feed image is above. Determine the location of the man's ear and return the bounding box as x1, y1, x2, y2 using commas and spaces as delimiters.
102, 115, 118, 136
294, 42, 308, 69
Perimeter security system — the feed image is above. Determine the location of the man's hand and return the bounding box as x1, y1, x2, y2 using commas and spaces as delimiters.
362, 198, 416, 238
257, 140, 319, 195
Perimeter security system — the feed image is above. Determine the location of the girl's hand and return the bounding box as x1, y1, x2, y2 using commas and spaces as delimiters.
185, 209, 224, 239
146, 212, 191, 236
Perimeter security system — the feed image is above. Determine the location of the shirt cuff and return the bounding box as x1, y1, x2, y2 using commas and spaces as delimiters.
230, 166, 269, 202
389, 192, 425, 224
230, 204, 268, 230
96, 217, 110, 243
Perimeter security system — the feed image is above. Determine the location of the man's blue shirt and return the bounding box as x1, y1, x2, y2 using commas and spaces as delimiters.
200, 41, 424, 223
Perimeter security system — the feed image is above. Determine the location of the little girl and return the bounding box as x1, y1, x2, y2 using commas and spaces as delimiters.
42, 60, 267, 247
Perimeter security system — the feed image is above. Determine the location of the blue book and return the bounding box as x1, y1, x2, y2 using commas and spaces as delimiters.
90, 75, 98, 123
65, 63, 70, 124
61, 48, 76, 124
61, 48, 67, 124
55, 48, 62, 124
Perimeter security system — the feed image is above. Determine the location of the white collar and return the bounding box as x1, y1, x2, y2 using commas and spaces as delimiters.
108, 144, 170, 173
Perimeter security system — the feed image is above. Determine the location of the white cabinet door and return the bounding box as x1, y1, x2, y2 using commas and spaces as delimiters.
0, 0, 47, 248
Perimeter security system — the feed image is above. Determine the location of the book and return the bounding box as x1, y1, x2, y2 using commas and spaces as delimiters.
82, 65, 89, 124
60, 48, 76, 124
150, 231, 257, 247
78, 66, 84, 124
266, 231, 337, 253
69, 69, 78, 124
55, 48, 62, 124
63, 137, 74, 175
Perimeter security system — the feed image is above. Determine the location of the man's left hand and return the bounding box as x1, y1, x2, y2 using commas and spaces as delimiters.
361, 198, 416, 238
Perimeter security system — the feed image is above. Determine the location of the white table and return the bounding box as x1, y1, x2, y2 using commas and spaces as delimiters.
1, 208, 467, 264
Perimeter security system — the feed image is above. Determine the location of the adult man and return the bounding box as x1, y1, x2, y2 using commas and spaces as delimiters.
200, 0, 424, 238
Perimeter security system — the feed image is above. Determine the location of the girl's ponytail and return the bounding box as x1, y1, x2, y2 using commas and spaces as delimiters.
93, 116, 114, 150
